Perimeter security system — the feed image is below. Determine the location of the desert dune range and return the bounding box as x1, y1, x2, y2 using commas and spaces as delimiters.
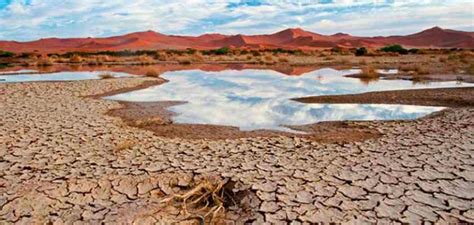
1, 28, 474, 224
1, 27, 473, 53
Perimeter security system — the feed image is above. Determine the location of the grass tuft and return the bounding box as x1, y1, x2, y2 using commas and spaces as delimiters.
99, 73, 114, 79
359, 66, 379, 78
145, 69, 160, 77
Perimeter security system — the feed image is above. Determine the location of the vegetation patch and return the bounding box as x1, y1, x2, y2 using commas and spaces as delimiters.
380, 44, 409, 55
99, 73, 115, 79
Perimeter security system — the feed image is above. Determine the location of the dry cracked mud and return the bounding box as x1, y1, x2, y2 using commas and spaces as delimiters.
1, 77, 474, 224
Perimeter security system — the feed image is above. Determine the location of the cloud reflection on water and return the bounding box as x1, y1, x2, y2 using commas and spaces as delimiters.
107, 68, 469, 132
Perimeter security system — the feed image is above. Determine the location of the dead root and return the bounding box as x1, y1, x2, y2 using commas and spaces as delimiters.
160, 177, 237, 224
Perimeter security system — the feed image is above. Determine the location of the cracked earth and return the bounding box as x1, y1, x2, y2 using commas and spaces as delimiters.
1, 77, 473, 224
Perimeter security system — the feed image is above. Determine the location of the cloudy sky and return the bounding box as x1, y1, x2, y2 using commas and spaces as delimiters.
0, 0, 473, 41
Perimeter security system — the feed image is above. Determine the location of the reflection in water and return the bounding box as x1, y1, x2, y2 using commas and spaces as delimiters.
0, 69, 37, 75
106, 68, 473, 132
0, 71, 132, 82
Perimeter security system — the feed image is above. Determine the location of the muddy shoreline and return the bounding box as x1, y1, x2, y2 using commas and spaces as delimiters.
293, 87, 474, 107
106, 101, 383, 142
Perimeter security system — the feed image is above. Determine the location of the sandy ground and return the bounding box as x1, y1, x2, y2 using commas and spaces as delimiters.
1, 77, 474, 224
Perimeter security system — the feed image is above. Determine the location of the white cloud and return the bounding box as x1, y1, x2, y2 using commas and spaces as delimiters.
0, 0, 472, 41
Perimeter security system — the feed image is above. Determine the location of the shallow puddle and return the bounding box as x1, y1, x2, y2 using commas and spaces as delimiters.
105, 68, 473, 132
0, 71, 132, 82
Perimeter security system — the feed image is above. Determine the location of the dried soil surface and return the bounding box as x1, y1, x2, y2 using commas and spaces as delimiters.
1, 77, 474, 224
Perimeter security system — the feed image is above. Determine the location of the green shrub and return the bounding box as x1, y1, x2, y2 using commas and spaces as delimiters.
355, 47, 368, 56
380, 44, 408, 55
186, 48, 197, 55
408, 48, 419, 54
0, 50, 14, 58
202, 47, 230, 55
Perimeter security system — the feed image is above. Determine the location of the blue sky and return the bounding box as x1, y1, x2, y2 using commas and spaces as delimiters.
0, 0, 473, 41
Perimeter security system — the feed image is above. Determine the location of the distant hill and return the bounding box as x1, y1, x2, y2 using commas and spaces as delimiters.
1, 27, 473, 53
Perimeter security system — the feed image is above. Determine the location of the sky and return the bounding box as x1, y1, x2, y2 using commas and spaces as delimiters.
0, 0, 473, 41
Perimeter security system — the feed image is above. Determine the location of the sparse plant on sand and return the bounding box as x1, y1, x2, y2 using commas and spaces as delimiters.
138, 55, 154, 65
323, 56, 334, 61
380, 44, 408, 55
399, 64, 430, 75
278, 57, 289, 63
37, 57, 54, 66
466, 63, 474, 75
0, 50, 14, 58
70, 54, 83, 63
99, 73, 114, 79
145, 69, 160, 77
264, 55, 273, 61
355, 47, 368, 56
359, 65, 379, 78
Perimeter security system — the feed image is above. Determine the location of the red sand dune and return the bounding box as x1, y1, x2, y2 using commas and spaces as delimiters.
0, 27, 473, 53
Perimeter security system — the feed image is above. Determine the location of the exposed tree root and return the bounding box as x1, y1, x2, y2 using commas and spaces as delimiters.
160, 177, 238, 224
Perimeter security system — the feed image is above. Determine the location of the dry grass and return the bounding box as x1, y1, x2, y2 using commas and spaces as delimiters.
264, 55, 273, 61
359, 66, 379, 78
99, 73, 115, 79
36, 57, 53, 67
160, 177, 237, 223
399, 64, 430, 75
278, 57, 289, 63
337, 57, 350, 65
138, 55, 154, 65
70, 55, 83, 63
467, 63, 474, 75
323, 56, 335, 61
145, 69, 160, 77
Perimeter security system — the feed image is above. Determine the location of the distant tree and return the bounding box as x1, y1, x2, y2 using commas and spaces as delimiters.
380, 44, 408, 55
213, 47, 230, 55
355, 47, 368, 56
408, 48, 419, 54
0, 50, 14, 58
186, 48, 197, 55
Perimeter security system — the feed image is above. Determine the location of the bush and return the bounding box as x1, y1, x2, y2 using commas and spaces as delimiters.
37, 57, 53, 66
251, 50, 261, 57
380, 44, 408, 55
467, 63, 474, 75
408, 49, 419, 54
202, 47, 230, 55
355, 47, 368, 56
359, 66, 379, 78
0, 50, 14, 58
186, 48, 197, 55
145, 70, 160, 77
70, 54, 83, 63
99, 73, 114, 79
399, 64, 430, 75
